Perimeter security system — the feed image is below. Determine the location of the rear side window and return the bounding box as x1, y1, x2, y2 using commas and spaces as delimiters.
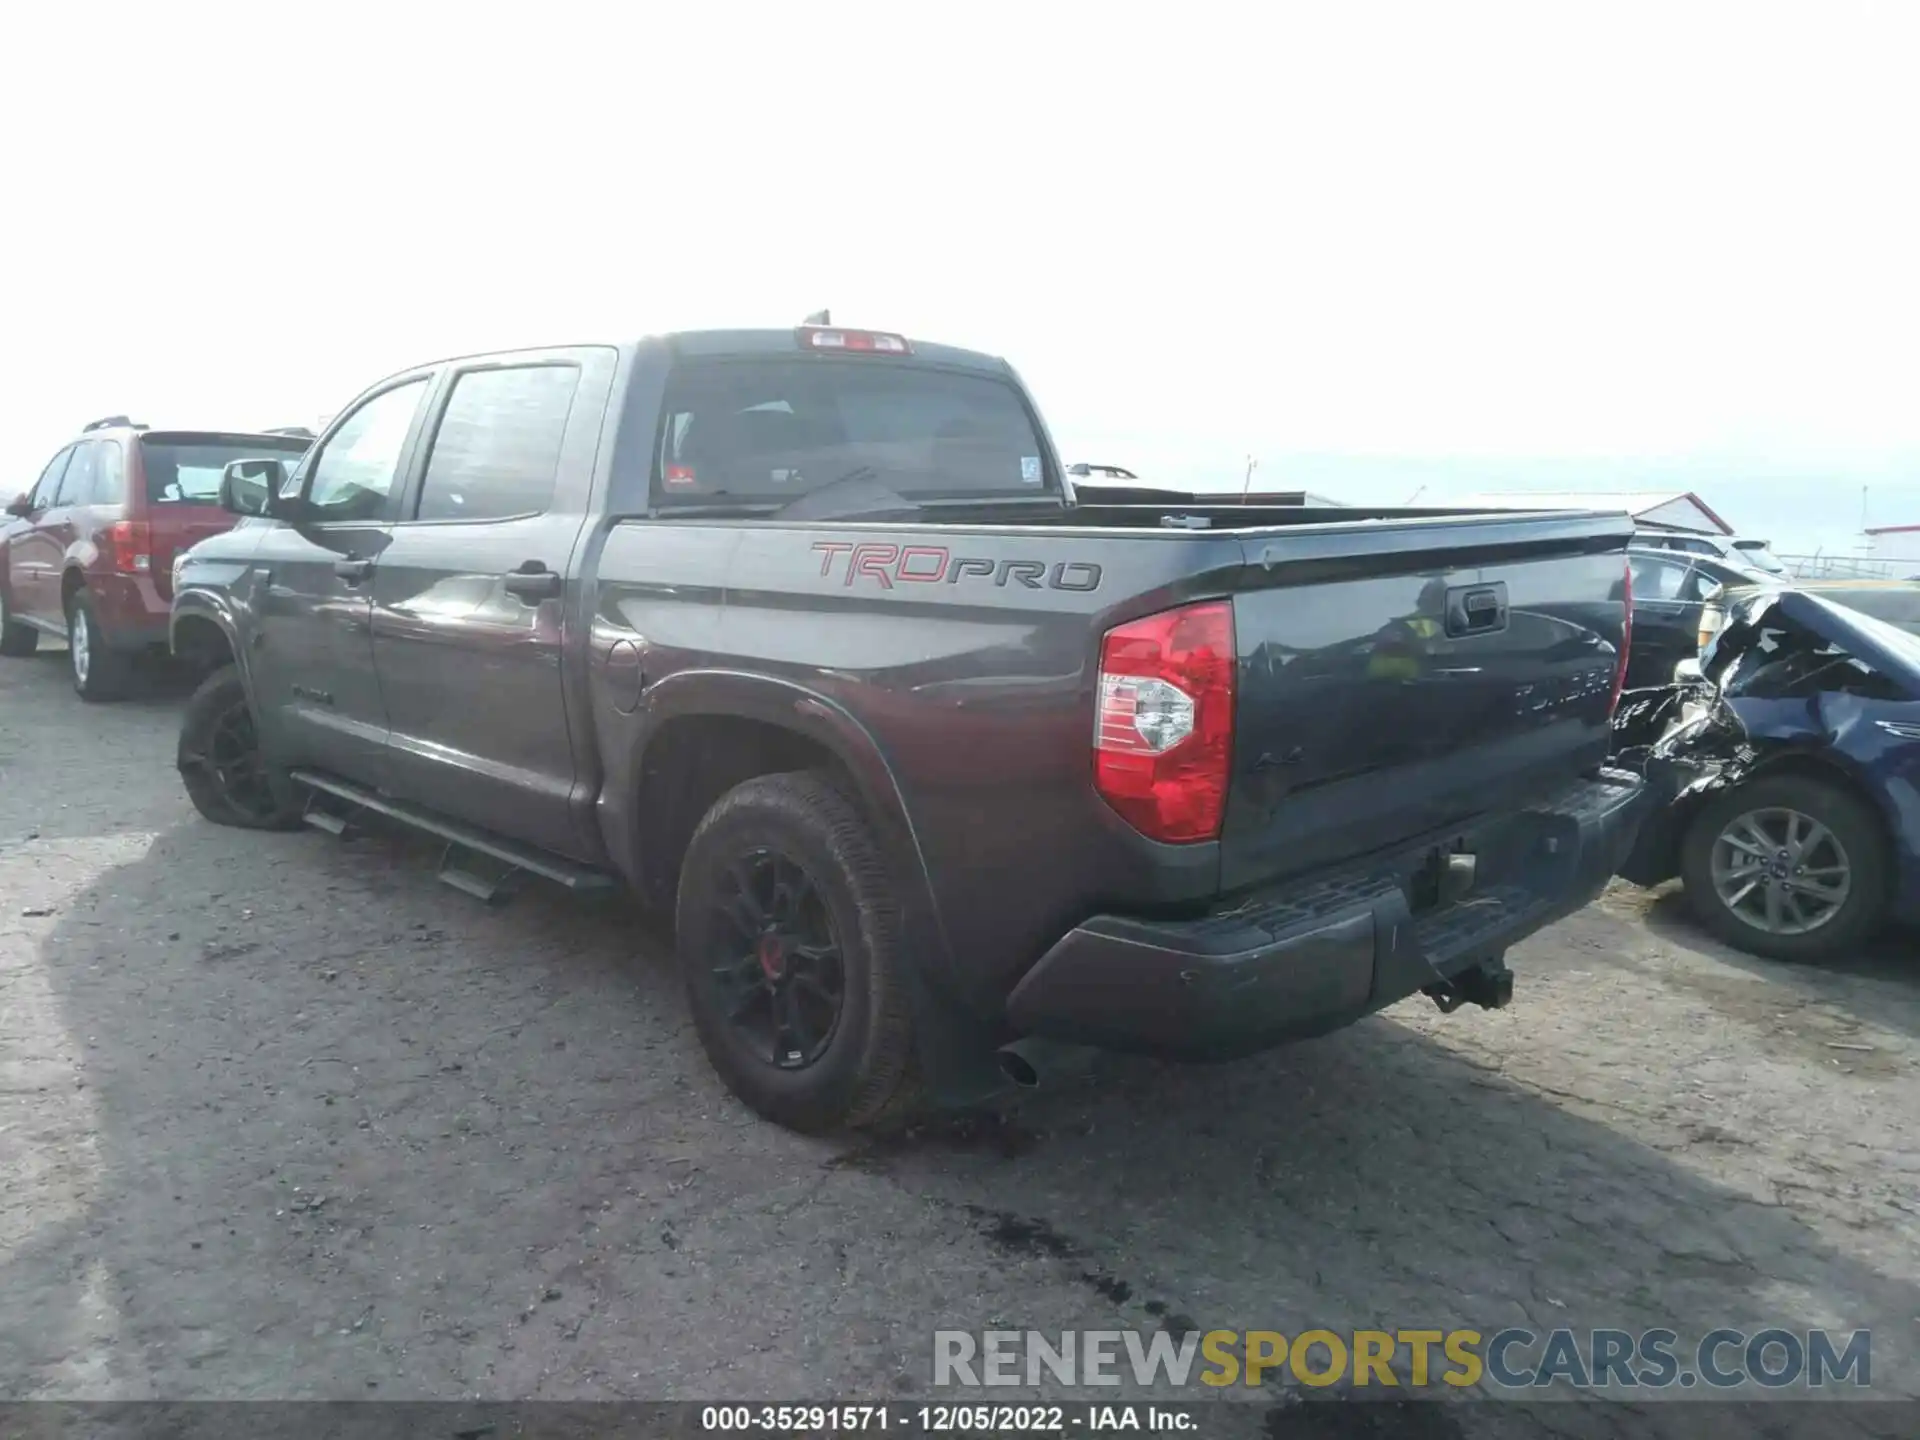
54, 442, 98, 505
414, 364, 579, 522
654, 358, 1053, 505
1629, 554, 1692, 601
1676, 565, 1725, 603
142, 434, 310, 505
94, 440, 126, 503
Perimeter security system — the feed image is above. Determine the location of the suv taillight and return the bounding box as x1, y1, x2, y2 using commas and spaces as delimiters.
1697, 604, 1724, 651
1609, 561, 1633, 717
108, 520, 152, 576
1093, 600, 1236, 843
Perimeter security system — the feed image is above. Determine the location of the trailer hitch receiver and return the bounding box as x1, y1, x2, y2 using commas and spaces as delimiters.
1425, 957, 1515, 1014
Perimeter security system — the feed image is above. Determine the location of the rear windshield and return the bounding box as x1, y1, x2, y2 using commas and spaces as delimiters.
1731, 539, 1786, 572
654, 358, 1054, 506
141, 434, 311, 505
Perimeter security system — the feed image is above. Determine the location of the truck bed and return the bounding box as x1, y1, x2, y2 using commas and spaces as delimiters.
589, 504, 1632, 1011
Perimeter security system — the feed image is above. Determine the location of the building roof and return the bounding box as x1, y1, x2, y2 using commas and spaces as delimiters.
1866, 523, 1920, 536
1448, 490, 1735, 535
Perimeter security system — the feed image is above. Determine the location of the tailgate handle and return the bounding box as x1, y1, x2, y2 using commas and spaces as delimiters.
1446, 583, 1508, 636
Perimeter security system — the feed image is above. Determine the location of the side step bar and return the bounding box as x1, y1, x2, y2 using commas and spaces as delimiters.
289, 769, 616, 896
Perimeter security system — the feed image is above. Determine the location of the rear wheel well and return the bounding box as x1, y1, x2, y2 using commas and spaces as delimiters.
61, 567, 86, 610
172, 613, 237, 675
634, 715, 855, 910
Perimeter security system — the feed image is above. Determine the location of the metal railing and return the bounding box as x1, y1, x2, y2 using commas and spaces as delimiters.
1776, 552, 1903, 581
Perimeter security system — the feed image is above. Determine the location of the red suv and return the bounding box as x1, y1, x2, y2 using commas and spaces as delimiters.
1, 418, 312, 699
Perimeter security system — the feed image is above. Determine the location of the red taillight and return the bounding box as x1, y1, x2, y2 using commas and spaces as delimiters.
1609, 560, 1633, 716
108, 520, 152, 576
1093, 600, 1236, 844
797, 326, 911, 355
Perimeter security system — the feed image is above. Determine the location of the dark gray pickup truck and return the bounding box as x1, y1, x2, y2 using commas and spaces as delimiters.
170, 323, 1648, 1132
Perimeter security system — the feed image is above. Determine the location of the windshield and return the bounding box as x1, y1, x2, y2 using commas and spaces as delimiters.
654, 358, 1056, 506
142, 434, 310, 505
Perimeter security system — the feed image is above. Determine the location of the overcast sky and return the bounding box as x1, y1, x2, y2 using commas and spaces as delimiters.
4, 1, 1916, 553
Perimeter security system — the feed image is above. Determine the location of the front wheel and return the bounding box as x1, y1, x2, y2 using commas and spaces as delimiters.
176, 664, 304, 830
675, 771, 920, 1133
1679, 773, 1890, 962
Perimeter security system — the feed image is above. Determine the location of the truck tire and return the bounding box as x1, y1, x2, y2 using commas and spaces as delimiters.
0, 587, 36, 657
66, 589, 132, 701
675, 770, 921, 1133
176, 664, 304, 830
1679, 772, 1890, 963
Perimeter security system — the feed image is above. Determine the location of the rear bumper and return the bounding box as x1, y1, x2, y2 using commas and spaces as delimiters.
1005, 770, 1650, 1060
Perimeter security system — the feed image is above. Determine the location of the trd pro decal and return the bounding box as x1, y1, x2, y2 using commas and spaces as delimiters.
811, 541, 1101, 592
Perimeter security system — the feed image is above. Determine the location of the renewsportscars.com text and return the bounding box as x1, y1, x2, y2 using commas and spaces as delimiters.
933, 1327, 1871, 1391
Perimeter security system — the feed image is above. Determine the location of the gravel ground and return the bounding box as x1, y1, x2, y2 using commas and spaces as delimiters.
2, 647, 1915, 1434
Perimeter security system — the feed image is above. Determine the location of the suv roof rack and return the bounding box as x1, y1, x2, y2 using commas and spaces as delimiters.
82, 415, 142, 433
263, 426, 316, 439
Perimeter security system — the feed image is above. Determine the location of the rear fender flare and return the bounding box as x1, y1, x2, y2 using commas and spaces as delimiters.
615, 669, 1003, 1099
64, 537, 103, 569
623, 670, 942, 937
60, 557, 97, 607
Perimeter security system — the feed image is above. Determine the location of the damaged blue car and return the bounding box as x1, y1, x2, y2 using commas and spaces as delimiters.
1614, 588, 1920, 962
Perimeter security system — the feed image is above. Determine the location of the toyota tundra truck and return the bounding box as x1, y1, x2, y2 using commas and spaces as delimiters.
168, 323, 1647, 1132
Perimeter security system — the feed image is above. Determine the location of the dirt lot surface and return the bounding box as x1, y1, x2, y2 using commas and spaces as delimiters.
2, 651, 1916, 1434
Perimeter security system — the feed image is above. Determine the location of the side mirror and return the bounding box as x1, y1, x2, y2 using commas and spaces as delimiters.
219, 458, 288, 518
5, 492, 31, 518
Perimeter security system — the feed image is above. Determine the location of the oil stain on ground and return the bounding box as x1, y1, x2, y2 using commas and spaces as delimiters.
825, 1110, 1043, 1171
965, 1205, 1189, 1319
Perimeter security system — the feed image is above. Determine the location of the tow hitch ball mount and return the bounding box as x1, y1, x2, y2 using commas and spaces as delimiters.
1425, 957, 1515, 1015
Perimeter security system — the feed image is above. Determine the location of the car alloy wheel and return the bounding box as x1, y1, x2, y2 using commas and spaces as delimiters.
69, 606, 90, 686
706, 847, 847, 1070
1709, 804, 1852, 936
187, 696, 282, 824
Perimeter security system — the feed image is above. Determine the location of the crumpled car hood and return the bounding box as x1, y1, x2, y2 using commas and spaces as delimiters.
1610, 583, 1920, 902
1701, 588, 1920, 698
1615, 586, 1920, 761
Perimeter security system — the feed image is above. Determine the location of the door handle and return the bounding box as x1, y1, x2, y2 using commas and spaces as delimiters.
503, 562, 562, 601
1444, 582, 1509, 637
334, 557, 372, 583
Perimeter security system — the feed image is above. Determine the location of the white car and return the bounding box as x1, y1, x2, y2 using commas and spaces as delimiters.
1634, 529, 1787, 577
1065, 463, 1140, 484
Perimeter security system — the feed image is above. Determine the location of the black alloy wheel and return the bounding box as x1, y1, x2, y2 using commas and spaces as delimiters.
675, 770, 920, 1133
177, 664, 304, 830
707, 848, 847, 1070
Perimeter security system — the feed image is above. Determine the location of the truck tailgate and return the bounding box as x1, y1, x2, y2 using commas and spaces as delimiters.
1221, 518, 1629, 891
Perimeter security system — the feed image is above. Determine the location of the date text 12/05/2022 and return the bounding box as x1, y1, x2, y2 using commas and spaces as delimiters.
699, 1405, 1193, 1433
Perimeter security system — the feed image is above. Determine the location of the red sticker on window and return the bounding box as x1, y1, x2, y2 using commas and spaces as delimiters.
665, 465, 696, 487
